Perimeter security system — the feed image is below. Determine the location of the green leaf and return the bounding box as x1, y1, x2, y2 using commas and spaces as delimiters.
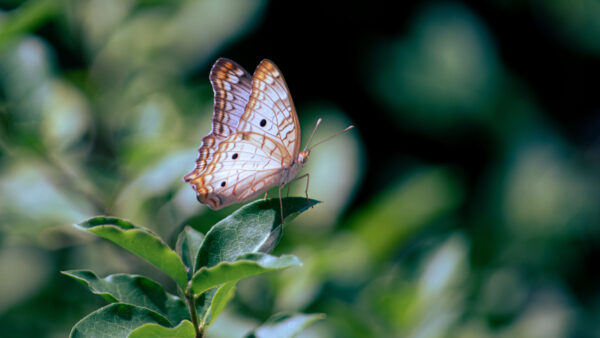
70, 303, 171, 338
61, 270, 188, 325
246, 313, 326, 338
196, 197, 317, 270
191, 253, 301, 295
176, 226, 204, 279
206, 281, 236, 325
0, 0, 60, 47
191, 198, 315, 322
128, 320, 196, 338
75, 216, 188, 289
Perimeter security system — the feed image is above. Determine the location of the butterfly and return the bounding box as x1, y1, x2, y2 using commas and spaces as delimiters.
184, 58, 352, 221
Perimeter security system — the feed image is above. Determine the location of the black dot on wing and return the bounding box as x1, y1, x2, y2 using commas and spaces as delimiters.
221, 181, 226, 187
232, 153, 238, 160
260, 119, 267, 127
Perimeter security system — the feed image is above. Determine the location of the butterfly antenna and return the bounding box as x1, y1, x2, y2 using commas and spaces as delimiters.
303, 118, 323, 152
308, 122, 354, 151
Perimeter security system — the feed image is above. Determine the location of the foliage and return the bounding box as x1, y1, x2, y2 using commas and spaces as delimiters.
63, 198, 322, 337
0, 1, 599, 337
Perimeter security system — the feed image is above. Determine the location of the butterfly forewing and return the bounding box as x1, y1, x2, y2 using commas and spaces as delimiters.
238, 59, 301, 160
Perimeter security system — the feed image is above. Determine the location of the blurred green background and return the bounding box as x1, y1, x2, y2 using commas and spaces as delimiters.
1, 0, 599, 337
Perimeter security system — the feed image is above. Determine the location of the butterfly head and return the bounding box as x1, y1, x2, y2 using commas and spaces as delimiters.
298, 150, 310, 166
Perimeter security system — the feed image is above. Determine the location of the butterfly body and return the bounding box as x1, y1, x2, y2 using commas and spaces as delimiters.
184, 58, 309, 210
278, 151, 309, 189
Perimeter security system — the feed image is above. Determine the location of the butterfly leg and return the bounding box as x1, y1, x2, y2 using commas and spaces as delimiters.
288, 173, 312, 208
301, 173, 313, 208
263, 192, 268, 200
278, 185, 285, 224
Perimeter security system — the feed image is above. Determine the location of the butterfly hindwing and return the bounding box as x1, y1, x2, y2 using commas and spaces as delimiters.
192, 132, 289, 209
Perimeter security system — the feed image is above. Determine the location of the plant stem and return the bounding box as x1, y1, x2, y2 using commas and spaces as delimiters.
186, 291, 203, 338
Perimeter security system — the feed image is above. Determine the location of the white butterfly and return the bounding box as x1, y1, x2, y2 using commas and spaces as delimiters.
184, 58, 352, 220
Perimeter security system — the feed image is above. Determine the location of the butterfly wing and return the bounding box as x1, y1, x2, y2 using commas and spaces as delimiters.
184, 58, 252, 182
185, 59, 301, 209
188, 131, 291, 209
238, 59, 301, 160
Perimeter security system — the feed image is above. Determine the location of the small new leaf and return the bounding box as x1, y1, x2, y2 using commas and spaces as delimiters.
176, 226, 205, 279
206, 281, 236, 325
128, 320, 196, 338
